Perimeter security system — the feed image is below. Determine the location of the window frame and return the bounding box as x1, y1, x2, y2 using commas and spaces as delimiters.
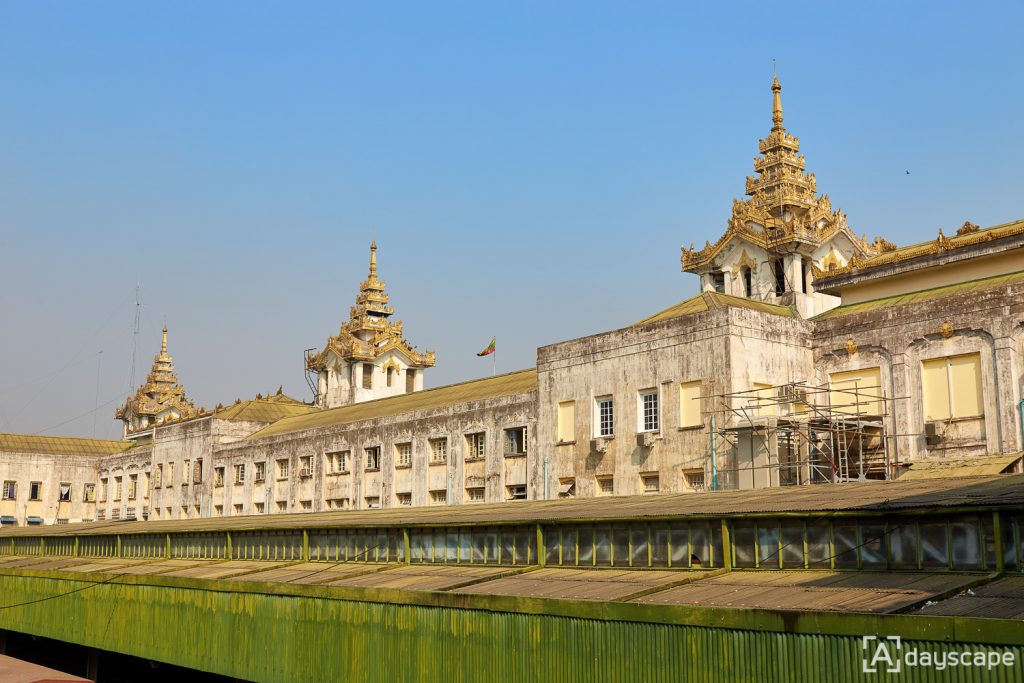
638, 389, 660, 433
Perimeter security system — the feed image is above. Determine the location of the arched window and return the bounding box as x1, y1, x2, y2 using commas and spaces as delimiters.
741, 267, 753, 298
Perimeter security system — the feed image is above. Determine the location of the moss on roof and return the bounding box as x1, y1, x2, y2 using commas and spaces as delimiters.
0, 433, 134, 457
633, 292, 796, 327
213, 394, 317, 423
250, 369, 537, 440
814, 269, 1024, 320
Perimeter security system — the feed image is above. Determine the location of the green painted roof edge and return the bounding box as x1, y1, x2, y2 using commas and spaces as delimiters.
633, 291, 795, 327
248, 368, 538, 440
813, 268, 1024, 320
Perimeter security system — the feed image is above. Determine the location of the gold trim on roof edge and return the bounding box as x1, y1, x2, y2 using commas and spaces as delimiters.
307, 242, 435, 372
682, 75, 884, 274
811, 219, 1024, 281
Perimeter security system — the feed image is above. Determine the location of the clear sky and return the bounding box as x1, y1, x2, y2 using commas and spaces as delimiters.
1, 1, 1022, 439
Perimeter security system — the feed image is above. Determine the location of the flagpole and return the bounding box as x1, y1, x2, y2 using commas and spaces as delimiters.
492, 337, 496, 377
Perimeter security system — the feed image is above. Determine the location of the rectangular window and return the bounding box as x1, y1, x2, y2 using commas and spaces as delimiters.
505, 485, 527, 501
2, 481, 15, 500
277, 459, 290, 479
639, 390, 659, 432
254, 461, 266, 482
429, 438, 447, 464
233, 504, 243, 515
300, 455, 313, 477
465, 433, 486, 460
100, 479, 108, 503
595, 397, 614, 437
128, 475, 137, 500
193, 459, 203, 483
365, 496, 380, 509
922, 353, 984, 420
642, 474, 660, 493
276, 501, 287, 512
58, 482, 72, 502
429, 489, 447, 505
829, 367, 883, 416
505, 427, 528, 455
466, 487, 485, 502
597, 476, 614, 496
234, 463, 246, 485
397, 492, 412, 506
83, 483, 95, 503
679, 381, 702, 428
362, 363, 374, 390
113, 477, 121, 501
365, 446, 381, 471
214, 505, 223, 517
167, 462, 174, 486
326, 450, 350, 473
386, 365, 395, 387
396, 442, 412, 467
300, 500, 312, 511
749, 383, 775, 418
29, 482, 42, 500
684, 470, 705, 491
254, 502, 265, 514
154, 464, 163, 488
557, 400, 576, 442
712, 271, 725, 293
183, 460, 190, 486
773, 258, 786, 295
406, 369, 416, 393
214, 467, 225, 487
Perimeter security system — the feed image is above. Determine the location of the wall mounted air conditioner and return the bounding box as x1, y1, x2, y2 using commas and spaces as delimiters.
636, 432, 656, 448
592, 437, 609, 453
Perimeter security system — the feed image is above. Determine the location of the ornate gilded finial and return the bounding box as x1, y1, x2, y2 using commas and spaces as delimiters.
771, 71, 783, 130
161, 324, 168, 355
369, 240, 377, 277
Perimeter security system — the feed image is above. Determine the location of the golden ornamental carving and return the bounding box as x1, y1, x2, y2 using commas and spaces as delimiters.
115, 325, 201, 433
845, 338, 857, 355
939, 321, 954, 339
682, 75, 878, 275
957, 221, 980, 236
307, 242, 436, 374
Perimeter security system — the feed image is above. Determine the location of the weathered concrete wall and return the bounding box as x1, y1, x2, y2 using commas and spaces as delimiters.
535, 307, 813, 496
813, 279, 1024, 464
0, 451, 102, 525
214, 389, 537, 512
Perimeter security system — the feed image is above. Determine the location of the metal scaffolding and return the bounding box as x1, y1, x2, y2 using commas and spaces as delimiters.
703, 380, 902, 489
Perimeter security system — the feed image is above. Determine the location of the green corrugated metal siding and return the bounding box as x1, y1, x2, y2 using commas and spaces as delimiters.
0, 573, 1021, 683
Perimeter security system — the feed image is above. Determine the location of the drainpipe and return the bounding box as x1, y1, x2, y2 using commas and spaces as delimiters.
710, 414, 718, 491
1018, 399, 1024, 451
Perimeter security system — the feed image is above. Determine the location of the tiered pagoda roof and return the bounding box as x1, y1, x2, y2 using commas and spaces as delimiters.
115, 326, 199, 432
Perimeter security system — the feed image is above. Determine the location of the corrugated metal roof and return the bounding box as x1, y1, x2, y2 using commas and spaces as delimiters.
0, 433, 134, 457
632, 570, 981, 613
212, 393, 317, 423
249, 369, 537, 440
455, 567, 700, 601
632, 292, 795, 327
0, 653, 94, 683
900, 453, 1022, 480
916, 576, 1024, 619
814, 269, 1024, 320
3, 474, 1021, 538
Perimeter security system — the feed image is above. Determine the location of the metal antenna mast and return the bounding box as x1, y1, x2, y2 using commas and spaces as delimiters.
127, 285, 141, 395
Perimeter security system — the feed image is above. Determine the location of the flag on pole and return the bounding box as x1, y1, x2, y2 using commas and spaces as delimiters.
476, 337, 496, 357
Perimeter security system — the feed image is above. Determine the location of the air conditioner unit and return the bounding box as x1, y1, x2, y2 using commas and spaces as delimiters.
636, 432, 656, 448
777, 385, 808, 404
924, 422, 943, 446
592, 437, 609, 453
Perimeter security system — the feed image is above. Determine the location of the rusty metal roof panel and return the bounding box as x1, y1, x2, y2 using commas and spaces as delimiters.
3, 474, 1022, 539
633, 570, 981, 614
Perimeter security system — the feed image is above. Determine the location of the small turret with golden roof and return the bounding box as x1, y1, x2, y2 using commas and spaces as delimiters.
116, 325, 199, 436
306, 241, 435, 408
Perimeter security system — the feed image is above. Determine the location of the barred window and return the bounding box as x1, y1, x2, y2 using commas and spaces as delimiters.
396, 443, 412, 467
430, 438, 448, 464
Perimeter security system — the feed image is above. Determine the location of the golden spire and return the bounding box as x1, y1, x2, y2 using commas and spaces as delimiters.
161, 324, 168, 355
369, 240, 377, 278
771, 72, 784, 130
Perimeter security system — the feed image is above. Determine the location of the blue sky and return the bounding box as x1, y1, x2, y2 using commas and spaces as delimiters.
1, 1, 1022, 438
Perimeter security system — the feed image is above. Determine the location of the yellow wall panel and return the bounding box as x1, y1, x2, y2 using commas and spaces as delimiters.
557, 401, 575, 442
949, 353, 983, 418
679, 381, 702, 427
828, 367, 883, 415
921, 358, 952, 421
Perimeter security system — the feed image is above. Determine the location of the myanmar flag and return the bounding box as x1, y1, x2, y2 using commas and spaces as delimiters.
477, 337, 496, 356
